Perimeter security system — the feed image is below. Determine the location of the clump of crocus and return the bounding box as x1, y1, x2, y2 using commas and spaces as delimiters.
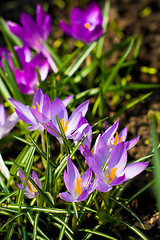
7, 5, 57, 73
17, 169, 42, 199
9, 88, 73, 132
86, 137, 148, 192
59, 156, 96, 202
60, 2, 103, 45
0, 104, 19, 139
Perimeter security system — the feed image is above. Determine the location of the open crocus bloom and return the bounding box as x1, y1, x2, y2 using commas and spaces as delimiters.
31, 96, 89, 142
0, 104, 19, 139
86, 138, 148, 192
101, 120, 140, 151
59, 156, 96, 202
7, 5, 57, 73
9, 88, 73, 132
80, 119, 139, 158
17, 169, 42, 199
60, 2, 103, 44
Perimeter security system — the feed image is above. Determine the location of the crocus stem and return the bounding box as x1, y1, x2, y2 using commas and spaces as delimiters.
60, 142, 64, 159
41, 132, 47, 169
72, 214, 77, 232
101, 192, 110, 210
86, 54, 94, 89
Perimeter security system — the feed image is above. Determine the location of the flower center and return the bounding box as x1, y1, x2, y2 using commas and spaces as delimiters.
114, 132, 123, 146
84, 22, 91, 30
60, 118, 68, 133
32, 102, 41, 112
76, 176, 83, 196
105, 168, 117, 183
23, 178, 37, 194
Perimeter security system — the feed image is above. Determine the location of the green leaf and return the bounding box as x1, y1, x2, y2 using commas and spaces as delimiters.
0, 17, 22, 46
33, 213, 40, 240
122, 221, 149, 240
110, 92, 152, 121
96, 0, 110, 58
65, 41, 97, 77
80, 226, 118, 240
26, 212, 50, 240
92, 38, 135, 115
149, 115, 160, 215
109, 197, 144, 229
2, 55, 24, 103
42, 40, 62, 68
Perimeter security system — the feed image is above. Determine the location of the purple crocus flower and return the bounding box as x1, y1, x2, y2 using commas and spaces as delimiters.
14, 45, 49, 94
0, 104, 19, 139
17, 169, 42, 199
15, 45, 49, 94
101, 120, 140, 151
86, 138, 148, 192
59, 156, 96, 202
0, 45, 49, 95
7, 5, 57, 73
9, 88, 73, 132
31, 96, 89, 142
60, 2, 103, 45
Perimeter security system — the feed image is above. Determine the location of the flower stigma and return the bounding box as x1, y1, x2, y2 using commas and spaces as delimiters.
76, 176, 83, 196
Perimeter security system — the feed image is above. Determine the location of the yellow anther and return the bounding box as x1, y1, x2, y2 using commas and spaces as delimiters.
119, 136, 123, 143
105, 168, 117, 183
114, 132, 123, 145
60, 118, 68, 133
23, 178, 37, 193
84, 22, 91, 30
114, 132, 119, 146
32, 102, 41, 112
76, 176, 83, 196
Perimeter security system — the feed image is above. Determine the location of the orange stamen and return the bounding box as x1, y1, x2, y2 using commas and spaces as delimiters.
23, 178, 37, 193
119, 136, 123, 143
60, 118, 68, 133
105, 168, 117, 183
76, 176, 83, 196
84, 22, 91, 30
32, 102, 41, 112
114, 132, 119, 146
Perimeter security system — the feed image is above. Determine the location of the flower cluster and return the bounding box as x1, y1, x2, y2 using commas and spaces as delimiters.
11, 88, 148, 201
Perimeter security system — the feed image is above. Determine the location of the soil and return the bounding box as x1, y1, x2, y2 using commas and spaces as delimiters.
0, 0, 160, 239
